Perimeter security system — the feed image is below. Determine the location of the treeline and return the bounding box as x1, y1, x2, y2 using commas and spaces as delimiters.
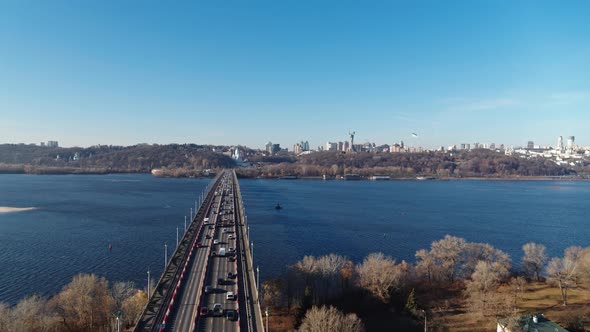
0, 273, 149, 332
0, 144, 235, 174
262, 235, 590, 332
238, 150, 575, 178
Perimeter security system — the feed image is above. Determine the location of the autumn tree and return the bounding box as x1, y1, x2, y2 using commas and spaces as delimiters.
356, 253, 410, 302
521, 242, 547, 281
298, 305, 364, 332
51, 273, 113, 331
430, 235, 466, 282
546, 246, 583, 306
464, 261, 503, 316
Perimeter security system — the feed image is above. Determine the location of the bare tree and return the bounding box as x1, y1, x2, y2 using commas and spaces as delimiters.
298, 305, 364, 332
51, 273, 113, 331
521, 242, 547, 281
111, 281, 137, 329
463, 242, 511, 280
430, 235, 466, 282
465, 261, 503, 316
415, 249, 435, 284
356, 253, 408, 302
122, 290, 148, 328
546, 246, 583, 306
10, 295, 56, 332
0, 302, 10, 332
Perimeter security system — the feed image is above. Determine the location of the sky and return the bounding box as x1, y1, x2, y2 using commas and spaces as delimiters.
1, 1, 589, 149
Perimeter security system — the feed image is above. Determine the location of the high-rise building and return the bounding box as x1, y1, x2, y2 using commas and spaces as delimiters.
326, 142, 338, 151
527, 141, 534, 149
265, 141, 274, 154
302, 141, 310, 151
557, 136, 563, 151
47, 141, 59, 148
567, 136, 575, 149
343, 141, 350, 152
337, 141, 344, 151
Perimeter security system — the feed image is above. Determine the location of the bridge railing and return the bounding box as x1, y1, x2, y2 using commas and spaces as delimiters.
134, 172, 224, 332
233, 170, 265, 332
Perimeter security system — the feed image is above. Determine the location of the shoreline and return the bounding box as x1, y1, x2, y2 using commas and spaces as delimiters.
0, 171, 588, 181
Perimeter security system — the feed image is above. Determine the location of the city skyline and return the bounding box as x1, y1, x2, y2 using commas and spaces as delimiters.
1, 1, 589, 149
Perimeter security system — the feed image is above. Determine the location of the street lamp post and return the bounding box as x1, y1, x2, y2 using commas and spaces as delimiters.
190, 208, 193, 220
184, 216, 187, 232
422, 309, 427, 332
256, 266, 260, 298
176, 227, 179, 247
164, 243, 168, 268
251, 242, 254, 263
147, 270, 151, 298
265, 307, 269, 332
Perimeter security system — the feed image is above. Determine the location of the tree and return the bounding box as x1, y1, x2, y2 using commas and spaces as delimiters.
121, 290, 148, 328
463, 242, 511, 280
298, 305, 364, 332
521, 242, 547, 281
51, 273, 113, 331
404, 288, 418, 314
8, 295, 56, 332
430, 235, 466, 282
546, 246, 583, 306
415, 249, 435, 284
356, 253, 408, 302
465, 261, 503, 316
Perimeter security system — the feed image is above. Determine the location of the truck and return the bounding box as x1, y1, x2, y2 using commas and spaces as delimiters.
219, 247, 226, 257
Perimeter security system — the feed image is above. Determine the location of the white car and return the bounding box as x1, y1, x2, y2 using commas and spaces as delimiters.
226, 291, 235, 300
213, 239, 219, 245
228, 234, 235, 240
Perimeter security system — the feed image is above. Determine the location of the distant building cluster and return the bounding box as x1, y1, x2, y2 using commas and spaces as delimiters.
40, 140, 59, 148
265, 141, 284, 155
293, 141, 310, 155
264, 133, 587, 168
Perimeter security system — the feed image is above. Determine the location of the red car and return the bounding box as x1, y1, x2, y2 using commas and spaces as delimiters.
196, 243, 202, 248
200, 307, 209, 316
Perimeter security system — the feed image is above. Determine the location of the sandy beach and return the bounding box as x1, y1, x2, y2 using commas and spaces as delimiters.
0, 207, 36, 213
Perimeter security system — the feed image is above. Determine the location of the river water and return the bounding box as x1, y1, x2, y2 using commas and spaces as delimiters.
0, 174, 588, 305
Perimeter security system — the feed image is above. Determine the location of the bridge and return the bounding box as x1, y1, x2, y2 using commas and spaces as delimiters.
134, 170, 264, 332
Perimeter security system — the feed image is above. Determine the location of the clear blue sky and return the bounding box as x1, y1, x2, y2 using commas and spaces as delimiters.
1, 1, 589, 149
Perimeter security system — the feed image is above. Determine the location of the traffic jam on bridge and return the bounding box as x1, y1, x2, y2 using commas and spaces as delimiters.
134, 171, 263, 332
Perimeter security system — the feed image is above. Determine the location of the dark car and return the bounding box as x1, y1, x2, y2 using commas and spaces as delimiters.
226, 309, 238, 321
200, 307, 209, 317
217, 277, 225, 285
227, 272, 235, 279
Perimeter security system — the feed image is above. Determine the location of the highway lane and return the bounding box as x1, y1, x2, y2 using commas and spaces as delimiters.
197, 182, 240, 331
165, 173, 229, 332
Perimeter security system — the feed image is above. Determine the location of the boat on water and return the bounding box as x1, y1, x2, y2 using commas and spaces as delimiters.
416, 176, 436, 180
275, 202, 282, 210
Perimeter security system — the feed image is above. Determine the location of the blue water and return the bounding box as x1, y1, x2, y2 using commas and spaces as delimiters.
1, 175, 589, 305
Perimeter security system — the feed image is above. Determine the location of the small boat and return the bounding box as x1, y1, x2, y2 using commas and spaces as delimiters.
275, 202, 282, 210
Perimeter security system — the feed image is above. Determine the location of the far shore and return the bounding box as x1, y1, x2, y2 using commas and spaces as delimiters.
0, 169, 588, 181
0, 207, 37, 213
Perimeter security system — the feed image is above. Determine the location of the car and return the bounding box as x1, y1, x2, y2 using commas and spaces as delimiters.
227, 272, 235, 279
205, 234, 211, 239
213, 303, 223, 317
223, 228, 227, 233
200, 307, 209, 317
204, 285, 212, 293
226, 291, 235, 300
228, 234, 235, 240
213, 239, 219, 245
226, 309, 238, 321
228, 256, 236, 262
211, 251, 216, 256
196, 243, 202, 248
217, 277, 225, 285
